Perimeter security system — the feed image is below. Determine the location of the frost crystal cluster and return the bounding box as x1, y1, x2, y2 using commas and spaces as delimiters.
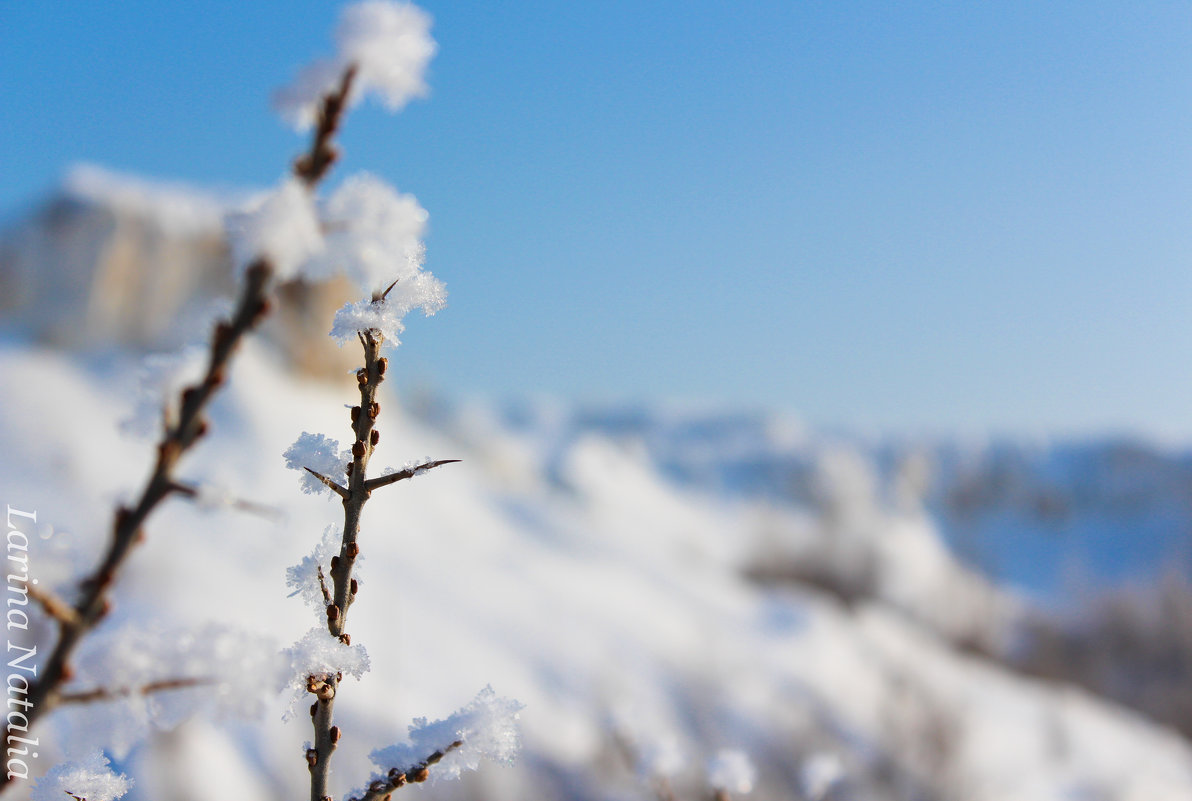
282, 628, 371, 715
224, 2, 445, 351
30, 751, 132, 801
275, 0, 436, 129
284, 432, 351, 495
286, 525, 344, 612
62, 622, 282, 758
227, 178, 324, 280
366, 687, 524, 784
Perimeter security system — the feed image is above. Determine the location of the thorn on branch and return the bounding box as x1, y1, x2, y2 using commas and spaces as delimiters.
304, 467, 350, 499
363, 460, 462, 492
375, 278, 400, 303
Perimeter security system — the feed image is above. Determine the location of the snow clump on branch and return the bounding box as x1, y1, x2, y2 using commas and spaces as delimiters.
30, 750, 132, 801
284, 432, 351, 495
366, 686, 524, 784
275, 1, 436, 130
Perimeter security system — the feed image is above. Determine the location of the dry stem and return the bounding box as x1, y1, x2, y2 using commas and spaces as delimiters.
304, 328, 459, 801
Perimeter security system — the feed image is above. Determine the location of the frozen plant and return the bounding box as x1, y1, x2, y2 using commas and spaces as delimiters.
10, 2, 520, 799
272, 4, 522, 800
2, 20, 362, 798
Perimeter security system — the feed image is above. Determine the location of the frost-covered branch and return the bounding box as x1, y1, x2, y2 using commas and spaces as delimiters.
0, 43, 361, 800
353, 741, 462, 801
303, 321, 462, 801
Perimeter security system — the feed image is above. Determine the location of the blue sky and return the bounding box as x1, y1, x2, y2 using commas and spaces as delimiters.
3, 2, 1191, 438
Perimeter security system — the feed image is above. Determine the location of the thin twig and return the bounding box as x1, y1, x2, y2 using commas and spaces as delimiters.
352, 740, 464, 801
169, 480, 285, 520
294, 66, 358, 187
57, 677, 215, 705
363, 459, 461, 492
306, 321, 459, 800
26, 583, 79, 627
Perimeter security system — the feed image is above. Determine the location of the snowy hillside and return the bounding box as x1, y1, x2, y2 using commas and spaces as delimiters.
3, 334, 1191, 801
466, 401, 1192, 600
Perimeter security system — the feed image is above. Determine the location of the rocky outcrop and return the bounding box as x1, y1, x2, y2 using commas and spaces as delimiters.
0, 165, 357, 378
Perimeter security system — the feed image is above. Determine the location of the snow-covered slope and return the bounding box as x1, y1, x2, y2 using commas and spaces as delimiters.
466, 401, 1192, 601
2, 335, 1190, 801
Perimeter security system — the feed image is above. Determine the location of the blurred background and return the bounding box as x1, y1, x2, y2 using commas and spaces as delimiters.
2, 2, 1191, 800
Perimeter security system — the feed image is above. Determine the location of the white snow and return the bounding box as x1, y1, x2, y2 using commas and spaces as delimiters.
283, 431, 350, 494
275, 1, 436, 129
2, 336, 1191, 800
310, 172, 432, 294
64, 164, 228, 236
286, 525, 342, 614
30, 751, 132, 801
366, 686, 523, 784
225, 178, 323, 280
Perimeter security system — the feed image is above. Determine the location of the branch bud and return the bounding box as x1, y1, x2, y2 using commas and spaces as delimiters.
410, 767, 430, 783
370, 429, 379, 446
351, 406, 361, 423
368, 402, 380, 419
306, 748, 318, 767
377, 357, 388, 376
326, 604, 340, 622
352, 441, 366, 458
330, 726, 341, 744
347, 542, 359, 559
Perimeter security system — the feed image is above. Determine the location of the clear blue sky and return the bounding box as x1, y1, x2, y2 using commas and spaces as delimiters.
3, 2, 1191, 438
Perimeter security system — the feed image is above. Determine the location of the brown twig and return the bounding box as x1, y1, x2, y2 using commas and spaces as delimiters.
294, 66, 357, 187
27, 583, 79, 627
169, 480, 285, 520
0, 62, 359, 800
57, 677, 215, 705
351, 740, 464, 801
363, 459, 461, 492
306, 323, 460, 801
